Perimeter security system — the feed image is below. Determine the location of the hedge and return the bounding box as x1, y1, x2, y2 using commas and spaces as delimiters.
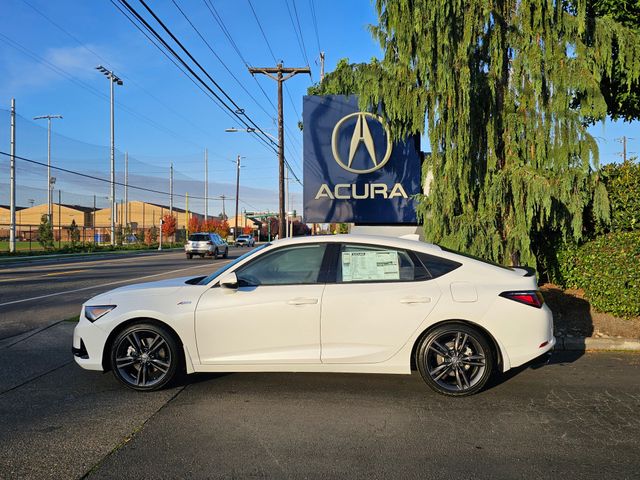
557, 231, 640, 317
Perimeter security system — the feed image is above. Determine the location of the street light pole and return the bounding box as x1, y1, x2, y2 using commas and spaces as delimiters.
204, 149, 209, 221
96, 65, 123, 246
234, 154, 241, 239
33, 114, 62, 223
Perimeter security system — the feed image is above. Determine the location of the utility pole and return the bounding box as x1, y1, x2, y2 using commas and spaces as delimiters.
617, 136, 635, 162
169, 162, 174, 215
93, 194, 96, 242
185, 192, 189, 237
124, 151, 128, 226
219, 195, 227, 219
96, 65, 123, 246
9, 99, 16, 253
204, 149, 209, 221
248, 63, 310, 238
33, 114, 62, 223
319, 51, 325, 82
234, 154, 241, 239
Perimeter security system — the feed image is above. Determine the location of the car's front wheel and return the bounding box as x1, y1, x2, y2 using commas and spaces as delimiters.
110, 323, 181, 391
415, 323, 493, 397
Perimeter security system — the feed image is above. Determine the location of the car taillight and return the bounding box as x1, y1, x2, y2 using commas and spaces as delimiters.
499, 290, 544, 308
206, 241, 213, 245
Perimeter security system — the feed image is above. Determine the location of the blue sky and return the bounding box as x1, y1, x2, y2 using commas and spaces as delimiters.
0, 0, 381, 213
0, 0, 638, 214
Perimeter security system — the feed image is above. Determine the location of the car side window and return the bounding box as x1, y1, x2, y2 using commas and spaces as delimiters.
337, 244, 430, 283
414, 252, 462, 278
236, 244, 328, 286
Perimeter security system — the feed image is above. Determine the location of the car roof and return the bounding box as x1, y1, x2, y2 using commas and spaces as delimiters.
270, 234, 443, 252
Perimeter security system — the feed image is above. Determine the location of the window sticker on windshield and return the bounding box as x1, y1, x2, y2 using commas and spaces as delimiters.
341, 250, 400, 282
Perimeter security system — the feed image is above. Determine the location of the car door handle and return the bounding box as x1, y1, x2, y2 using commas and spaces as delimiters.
287, 297, 319, 305
399, 297, 431, 304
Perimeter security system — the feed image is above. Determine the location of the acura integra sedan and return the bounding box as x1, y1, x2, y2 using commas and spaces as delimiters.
73, 234, 554, 396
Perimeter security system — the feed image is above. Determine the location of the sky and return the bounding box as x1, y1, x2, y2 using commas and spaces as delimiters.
0, 0, 638, 215
0, 0, 382, 214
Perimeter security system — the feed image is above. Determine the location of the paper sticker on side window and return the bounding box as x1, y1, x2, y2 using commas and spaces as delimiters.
341, 250, 400, 282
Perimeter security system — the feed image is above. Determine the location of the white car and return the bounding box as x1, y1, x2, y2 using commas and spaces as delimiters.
73, 234, 554, 396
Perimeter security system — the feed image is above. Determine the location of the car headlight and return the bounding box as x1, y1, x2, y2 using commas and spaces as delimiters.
85, 305, 116, 322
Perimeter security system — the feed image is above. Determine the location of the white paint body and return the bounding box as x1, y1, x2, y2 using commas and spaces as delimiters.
73, 235, 555, 377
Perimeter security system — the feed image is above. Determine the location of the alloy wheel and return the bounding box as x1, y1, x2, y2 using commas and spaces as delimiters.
112, 327, 175, 390
417, 324, 493, 396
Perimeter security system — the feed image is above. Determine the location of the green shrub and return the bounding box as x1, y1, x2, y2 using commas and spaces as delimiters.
557, 231, 640, 317
601, 158, 640, 232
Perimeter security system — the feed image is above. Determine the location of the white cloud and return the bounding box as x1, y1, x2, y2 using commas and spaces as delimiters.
0, 42, 116, 95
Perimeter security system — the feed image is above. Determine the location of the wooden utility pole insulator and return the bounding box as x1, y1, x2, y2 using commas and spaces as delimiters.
248, 63, 310, 238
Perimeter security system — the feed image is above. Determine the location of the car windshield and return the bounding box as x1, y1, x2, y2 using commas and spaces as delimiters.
197, 243, 270, 285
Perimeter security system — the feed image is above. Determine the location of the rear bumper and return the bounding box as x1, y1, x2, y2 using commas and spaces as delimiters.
499, 303, 556, 370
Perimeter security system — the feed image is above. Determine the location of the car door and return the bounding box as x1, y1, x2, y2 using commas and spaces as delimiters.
321, 243, 442, 364
195, 243, 329, 365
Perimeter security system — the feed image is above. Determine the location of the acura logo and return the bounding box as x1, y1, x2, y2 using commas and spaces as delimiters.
331, 112, 393, 174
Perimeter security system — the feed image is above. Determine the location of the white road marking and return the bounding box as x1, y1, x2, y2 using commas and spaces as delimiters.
0, 263, 221, 308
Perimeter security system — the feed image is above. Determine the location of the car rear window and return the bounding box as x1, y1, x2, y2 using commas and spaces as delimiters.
189, 234, 210, 242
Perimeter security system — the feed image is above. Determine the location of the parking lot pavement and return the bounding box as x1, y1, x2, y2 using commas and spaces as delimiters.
0, 323, 182, 479
85, 352, 640, 480
1, 320, 639, 480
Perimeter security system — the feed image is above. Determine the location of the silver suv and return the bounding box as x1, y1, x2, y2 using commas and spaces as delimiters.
234, 234, 256, 247
185, 233, 229, 259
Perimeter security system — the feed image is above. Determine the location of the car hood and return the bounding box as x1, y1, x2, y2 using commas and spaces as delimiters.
86, 275, 200, 304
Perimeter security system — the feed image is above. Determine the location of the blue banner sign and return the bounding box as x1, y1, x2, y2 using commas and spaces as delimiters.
303, 95, 421, 224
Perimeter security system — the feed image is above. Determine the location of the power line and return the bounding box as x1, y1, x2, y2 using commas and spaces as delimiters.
0, 31, 208, 150
309, 0, 321, 53
170, 0, 275, 120
286, 0, 312, 76
114, 0, 278, 154
0, 151, 231, 202
202, 0, 277, 116
245, 0, 305, 123
202, 0, 303, 177
20, 0, 213, 142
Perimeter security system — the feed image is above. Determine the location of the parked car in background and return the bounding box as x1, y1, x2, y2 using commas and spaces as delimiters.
184, 233, 228, 259
234, 234, 255, 247
74, 234, 554, 396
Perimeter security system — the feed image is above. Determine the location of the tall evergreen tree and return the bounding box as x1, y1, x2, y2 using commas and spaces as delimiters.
312, 0, 640, 266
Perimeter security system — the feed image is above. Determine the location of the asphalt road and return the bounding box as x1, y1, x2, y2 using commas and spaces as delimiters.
0, 249, 639, 479
0, 249, 243, 340
0, 321, 638, 480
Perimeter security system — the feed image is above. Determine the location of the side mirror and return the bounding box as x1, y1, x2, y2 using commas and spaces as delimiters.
219, 272, 238, 289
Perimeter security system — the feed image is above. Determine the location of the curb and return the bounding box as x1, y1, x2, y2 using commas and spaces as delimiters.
554, 335, 640, 352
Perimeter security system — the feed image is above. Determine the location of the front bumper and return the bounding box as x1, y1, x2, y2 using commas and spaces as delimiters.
73, 313, 108, 371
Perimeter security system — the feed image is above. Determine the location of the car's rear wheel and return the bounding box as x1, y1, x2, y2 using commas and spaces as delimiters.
110, 323, 181, 392
213, 248, 219, 259
416, 323, 493, 397
223, 248, 228, 258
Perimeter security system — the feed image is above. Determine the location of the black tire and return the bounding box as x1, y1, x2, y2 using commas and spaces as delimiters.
110, 322, 182, 392
186, 253, 192, 259
213, 248, 219, 259
223, 248, 228, 259
415, 323, 493, 397
200, 254, 205, 258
